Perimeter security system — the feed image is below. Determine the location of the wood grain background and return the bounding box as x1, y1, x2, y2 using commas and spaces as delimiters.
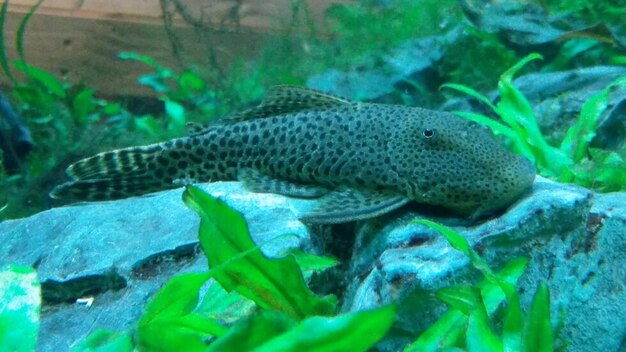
0, 0, 344, 97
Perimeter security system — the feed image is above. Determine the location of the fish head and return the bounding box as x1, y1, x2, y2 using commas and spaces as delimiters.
389, 108, 536, 217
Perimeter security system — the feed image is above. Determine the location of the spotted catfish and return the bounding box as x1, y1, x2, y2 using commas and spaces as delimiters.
50, 86, 535, 223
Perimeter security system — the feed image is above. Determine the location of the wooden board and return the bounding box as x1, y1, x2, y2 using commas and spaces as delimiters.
0, 0, 346, 97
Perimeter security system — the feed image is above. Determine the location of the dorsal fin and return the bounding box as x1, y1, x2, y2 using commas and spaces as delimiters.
221, 85, 352, 123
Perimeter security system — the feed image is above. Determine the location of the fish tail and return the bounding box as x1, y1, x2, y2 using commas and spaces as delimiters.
50, 141, 183, 201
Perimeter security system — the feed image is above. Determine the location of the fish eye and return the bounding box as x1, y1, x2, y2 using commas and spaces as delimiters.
422, 128, 435, 138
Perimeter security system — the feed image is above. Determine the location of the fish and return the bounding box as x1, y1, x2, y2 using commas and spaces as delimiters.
50, 86, 536, 224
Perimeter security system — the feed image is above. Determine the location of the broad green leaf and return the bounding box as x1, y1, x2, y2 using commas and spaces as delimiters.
149, 314, 228, 338
195, 282, 255, 326
137, 325, 209, 352
13, 60, 66, 98
102, 102, 122, 115
179, 71, 205, 92
134, 115, 161, 137
436, 285, 482, 315
441, 83, 497, 112
207, 311, 296, 352
137, 273, 223, 351
140, 272, 211, 326
72, 330, 133, 352
72, 88, 96, 125
405, 310, 467, 352
252, 305, 396, 352
522, 284, 553, 352
466, 309, 503, 352
0, 265, 40, 352
286, 248, 339, 273
480, 257, 529, 316
183, 186, 336, 320
502, 291, 523, 352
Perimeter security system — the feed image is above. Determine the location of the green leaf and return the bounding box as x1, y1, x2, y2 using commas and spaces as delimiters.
72, 88, 96, 125
179, 71, 205, 92
140, 272, 211, 326
72, 330, 133, 352
500, 53, 543, 84
0, 0, 15, 83
133, 115, 162, 137
467, 308, 503, 352
252, 305, 396, 352
183, 186, 336, 320
405, 310, 467, 352
16, 0, 44, 63
148, 313, 227, 338
102, 102, 122, 115
138, 74, 170, 93
502, 291, 523, 352
522, 284, 553, 352
560, 76, 626, 164
164, 99, 186, 133
451, 111, 517, 140
118, 52, 158, 67
0, 265, 40, 352
441, 83, 497, 112
207, 311, 296, 352
137, 273, 224, 351
286, 248, 339, 273
436, 285, 483, 315
13, 60, 66, 98
414, 220, 498, 284
137, 324, 209, 352
480, 257, 529, 316
195, 282, 256, 326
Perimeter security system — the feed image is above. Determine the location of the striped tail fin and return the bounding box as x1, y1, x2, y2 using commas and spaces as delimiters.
50, 142, 181, 201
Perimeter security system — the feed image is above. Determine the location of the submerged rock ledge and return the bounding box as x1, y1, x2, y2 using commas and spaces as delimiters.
1, 178, 624, 352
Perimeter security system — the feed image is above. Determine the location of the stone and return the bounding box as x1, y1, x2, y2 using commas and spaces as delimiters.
343, 176, 626, 352
0, 182, 313, 352
306, 28, 460, 101
2, 176, 625, 351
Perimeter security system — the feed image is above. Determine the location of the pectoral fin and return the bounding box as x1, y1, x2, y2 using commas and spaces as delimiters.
298, 187, 410, 224
238, 168, 330, 198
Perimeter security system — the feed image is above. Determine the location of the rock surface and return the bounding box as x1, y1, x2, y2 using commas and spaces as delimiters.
345, 176, 626, 352
0, 182, 312, 352
1, 178, 625, 351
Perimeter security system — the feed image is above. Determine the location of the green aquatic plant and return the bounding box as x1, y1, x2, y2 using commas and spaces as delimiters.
0, 265, 41, 352
76, 186, 395, 351
406, 220, 554, 352
443, 53, 626, 191
0, 0, 137, 220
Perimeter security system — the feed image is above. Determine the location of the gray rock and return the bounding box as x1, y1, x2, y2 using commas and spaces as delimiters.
3, 176, 624, 351
343, 176, 626, 352
0, 182, 312, 352
306, 28, 460, 101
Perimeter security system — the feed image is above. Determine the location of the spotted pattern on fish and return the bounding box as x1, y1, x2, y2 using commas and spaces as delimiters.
50, 86, 536, 223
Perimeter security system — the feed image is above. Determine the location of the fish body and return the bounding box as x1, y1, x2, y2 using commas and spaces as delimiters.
51, 86, 535, 223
